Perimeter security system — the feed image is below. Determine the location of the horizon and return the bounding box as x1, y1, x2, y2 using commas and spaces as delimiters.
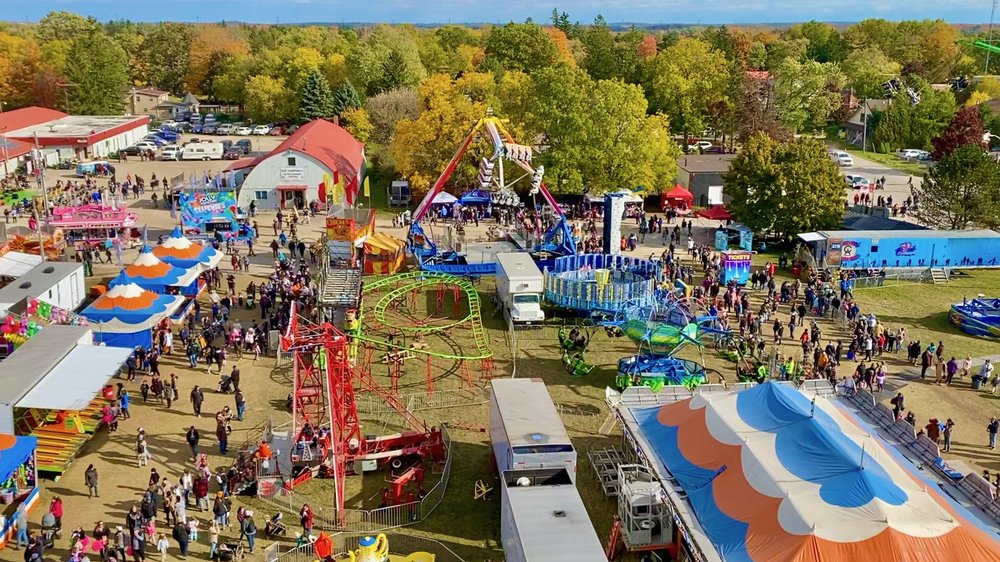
5, 0, 995, 26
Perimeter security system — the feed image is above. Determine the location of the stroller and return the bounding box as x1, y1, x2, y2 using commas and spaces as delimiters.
39, 513, 57, 548
214, 542, 244, 561
264, 512, 287, 538
218, 375, 233, 394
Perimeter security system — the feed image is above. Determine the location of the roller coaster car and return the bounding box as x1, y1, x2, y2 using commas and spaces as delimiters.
562, 350, 595, 377
558, 327, 591, 352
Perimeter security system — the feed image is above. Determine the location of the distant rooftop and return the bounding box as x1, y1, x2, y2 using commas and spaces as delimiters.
677, 154, 736, 173
8, 115, 148, 140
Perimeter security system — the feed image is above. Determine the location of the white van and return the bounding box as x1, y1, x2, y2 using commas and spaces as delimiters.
181, 142, 224, 161
830, 150, 853, 167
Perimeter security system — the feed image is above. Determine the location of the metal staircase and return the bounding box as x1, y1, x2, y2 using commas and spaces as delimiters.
930, 268, 949, 284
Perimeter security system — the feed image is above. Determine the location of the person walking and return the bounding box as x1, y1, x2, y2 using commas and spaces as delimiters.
943, 419, 955, 453
234, 390, 246, 422
989, 417, 999, 450
48, 497, 63, 534
186, 426, 200, 460
132, 525, 148, 562
137, 432, 150, 467
230, 365, 241, 393
299, 503, 314, 538
13, 503, 29, 549
240, 511, 257, 554
190, 386, 204, 417
85, 464, 99, 498
216, 421, 228, 455
208, 520, 219, 559
172, 519, 189, 557
156, 532, 169, 562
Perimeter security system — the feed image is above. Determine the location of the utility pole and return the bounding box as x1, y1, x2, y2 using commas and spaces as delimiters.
988, 0, 999, 75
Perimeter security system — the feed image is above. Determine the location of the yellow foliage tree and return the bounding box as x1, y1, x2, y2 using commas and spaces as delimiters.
323, 53, 349, 89
975, 76, 1000, 100
0, 32, 41, 106
341, 107, 374, 143
451, 44, 484, 73
184, 25, 249, 95
390, 73, 489, 194
966, 91, 992, 108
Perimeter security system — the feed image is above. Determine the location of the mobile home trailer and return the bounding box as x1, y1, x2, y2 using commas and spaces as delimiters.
489, 378, 576, 481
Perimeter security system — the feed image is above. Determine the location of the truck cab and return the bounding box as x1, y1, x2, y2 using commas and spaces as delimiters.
495, 253, 545, 324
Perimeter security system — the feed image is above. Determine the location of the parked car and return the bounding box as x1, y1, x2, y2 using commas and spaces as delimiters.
161, 145, 182, 161
215, 124, 235, 135
121, 145, 143, 156
268, 125, 285, 135
686, 140, 713, 153
829, 150, 853, 167
220, 140, 234, 150
160, 120, 178, 128
202, 123, 219, 134
844, 174, 870, 189
235, 139, 252, 154
251, 125, 271, 135
154, 130, 180, 143
234, 126, 253, 135
286, 124, 299, 135
223, 146, 243, 160
899, 148, 931, 161
135, 141, 159, 151
142, 136, 168, 147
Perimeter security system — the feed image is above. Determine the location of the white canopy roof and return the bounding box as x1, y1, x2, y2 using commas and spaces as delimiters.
0, 252, 43, 278
431, 192, 458, 205
17, 345, 132, 410
798, 232, 827, 243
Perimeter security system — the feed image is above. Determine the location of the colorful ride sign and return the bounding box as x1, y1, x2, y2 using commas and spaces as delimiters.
179, 192, 240, 234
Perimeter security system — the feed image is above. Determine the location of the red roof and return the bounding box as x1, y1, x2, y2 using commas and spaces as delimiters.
0, 106, 68, 134
267, 119, 365, 200
0, 137, 33, 160
225, 156, 264, 171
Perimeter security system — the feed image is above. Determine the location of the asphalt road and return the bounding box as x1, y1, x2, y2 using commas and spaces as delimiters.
829, 147, 927, 210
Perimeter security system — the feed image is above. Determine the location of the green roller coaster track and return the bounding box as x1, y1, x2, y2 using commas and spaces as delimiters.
354, 271, 493, 361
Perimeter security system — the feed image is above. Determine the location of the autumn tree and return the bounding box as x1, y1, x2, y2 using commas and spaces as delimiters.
637, 35, 658, 61
725, 133, 845, 237
482, 23, 558, 74
65, 32, 129, 114
932, 106, 986, 160
144, 23, 194, 93
347, 25, 426, 96
341, 107, 374, 143
841, 48, 901, 99
772, 58, 845, 132
366, 87, 420, 145
733, 72, 791, 142
185, 25, 249, 95
0, 32, 41, 107
299, 70, 334, 120
786, 21, 844, 63
647, 38, 730, 137
390, 74, 490, 193
915, 144, 1000, 230
244, 75, 296, 122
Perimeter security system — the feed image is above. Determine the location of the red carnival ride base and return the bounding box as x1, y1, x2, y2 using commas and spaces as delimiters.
280, 304, 446, 524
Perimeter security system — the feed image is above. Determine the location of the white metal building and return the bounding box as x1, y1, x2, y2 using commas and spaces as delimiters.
0, 261, 86, 314
0, 107, 149, 165
234, 119, 365, 211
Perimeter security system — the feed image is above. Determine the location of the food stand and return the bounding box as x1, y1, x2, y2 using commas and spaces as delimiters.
0, 435, 38, 549
47, 205, 139, 248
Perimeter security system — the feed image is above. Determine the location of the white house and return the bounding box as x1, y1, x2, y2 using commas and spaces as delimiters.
233, 119, 365, 211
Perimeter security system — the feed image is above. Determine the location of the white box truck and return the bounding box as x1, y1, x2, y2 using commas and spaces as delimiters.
499, 468, 607, 562
495, 253, 544, 325
490, 378, 576, 481
181, 142, 224, 160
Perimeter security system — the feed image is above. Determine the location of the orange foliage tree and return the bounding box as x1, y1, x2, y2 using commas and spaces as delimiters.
545, 27, 576, 66
185, 25, 250, 95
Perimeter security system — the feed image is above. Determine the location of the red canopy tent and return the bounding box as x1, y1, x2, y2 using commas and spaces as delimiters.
660, 184, 694, 213
695, 205, 733, 221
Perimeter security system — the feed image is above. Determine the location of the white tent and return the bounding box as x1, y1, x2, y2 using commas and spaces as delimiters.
587, 190, 644, 204
431, 192, 458, 205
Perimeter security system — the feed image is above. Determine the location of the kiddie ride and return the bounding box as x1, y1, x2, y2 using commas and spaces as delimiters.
281, 303, 447, 525
340, 534, 436, 562
559, 326, 595, 377
407, 113, 576, 276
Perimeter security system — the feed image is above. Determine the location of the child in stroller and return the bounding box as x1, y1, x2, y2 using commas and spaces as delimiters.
214, 541, 243, 561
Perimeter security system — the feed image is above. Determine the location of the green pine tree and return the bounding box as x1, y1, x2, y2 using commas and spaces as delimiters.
298, 70, 334, 121
333, 80, 363, 116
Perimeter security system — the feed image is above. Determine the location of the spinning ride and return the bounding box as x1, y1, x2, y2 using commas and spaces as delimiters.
407, 114, 575, 276
950, 297, 1000, 338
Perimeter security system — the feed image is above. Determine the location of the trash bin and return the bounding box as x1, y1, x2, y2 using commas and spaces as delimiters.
972, 375, 984, 390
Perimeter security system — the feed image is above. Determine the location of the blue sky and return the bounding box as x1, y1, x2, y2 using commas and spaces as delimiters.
11, 0, 993, 24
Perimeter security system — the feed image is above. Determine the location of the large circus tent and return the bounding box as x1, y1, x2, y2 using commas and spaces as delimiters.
151, 226, 223, 271
621, 381, 1000, 562
110, 245, 202, 295
81, 283, 184, 349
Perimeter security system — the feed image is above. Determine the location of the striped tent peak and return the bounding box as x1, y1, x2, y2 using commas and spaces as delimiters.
91, 283, 161, 311
123, 245, 174, 279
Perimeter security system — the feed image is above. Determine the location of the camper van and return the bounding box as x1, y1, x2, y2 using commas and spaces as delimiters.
181, 142, 224, 161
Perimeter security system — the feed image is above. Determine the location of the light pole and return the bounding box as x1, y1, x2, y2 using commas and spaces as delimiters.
1, 127, 9, 177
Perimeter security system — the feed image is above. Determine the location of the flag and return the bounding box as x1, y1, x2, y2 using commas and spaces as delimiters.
189, 176, 196, 190
363, 175, 370, 198
335, 171, 346, 205
320, 172, 331, 203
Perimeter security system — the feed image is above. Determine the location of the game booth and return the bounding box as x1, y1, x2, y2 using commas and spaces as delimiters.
110, 245, 203, 296
81, 283, 185, 349
0, 434, 38, 549
363, 232, 406, 275
47, 205, 139, 247
152, 226, 224, 272
0, 325, 131, 479
659, 184, 694, 215
178, 192, 255, 242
